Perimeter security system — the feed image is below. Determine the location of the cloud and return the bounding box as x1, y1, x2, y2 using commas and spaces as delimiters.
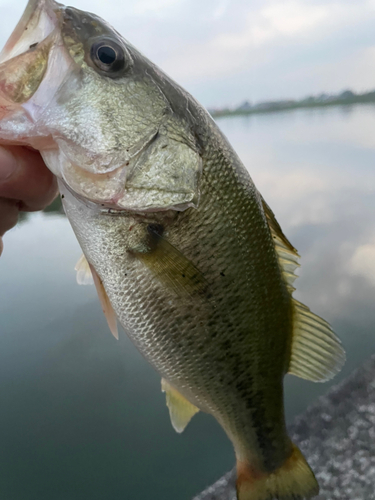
348, 242, 375, 286
152, 0, 375, 105
213, 0, 229, 19
260, 2, 328, 37
161, 1, 338, 82
215, 1, 330, 50
132, 0, 183, 17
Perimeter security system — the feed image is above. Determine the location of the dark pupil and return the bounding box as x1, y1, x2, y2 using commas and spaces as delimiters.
97, 46, 117, 65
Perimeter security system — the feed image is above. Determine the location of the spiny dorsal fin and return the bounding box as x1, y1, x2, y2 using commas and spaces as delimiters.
288, 299, 345, 382
161, 378, 199, 433
75, 253, 94, 285
261, 197, 296, 253
261, 198, 300, 292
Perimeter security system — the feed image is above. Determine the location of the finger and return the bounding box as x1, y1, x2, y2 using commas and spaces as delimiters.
0, 198, 19, 236
0, 146, 58, 211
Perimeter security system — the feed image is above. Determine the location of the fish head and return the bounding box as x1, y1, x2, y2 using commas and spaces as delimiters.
0, 0, 202, 211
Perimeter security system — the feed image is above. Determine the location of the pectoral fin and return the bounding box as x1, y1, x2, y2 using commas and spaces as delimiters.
131, 225, 208, 298
161, 378, 199, 433
89, 264, 119, 341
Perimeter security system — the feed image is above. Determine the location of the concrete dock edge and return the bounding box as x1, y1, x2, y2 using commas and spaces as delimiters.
193, 355, 375, 500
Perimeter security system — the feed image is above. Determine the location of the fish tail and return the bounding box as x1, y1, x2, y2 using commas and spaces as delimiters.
236, 444, 319, 500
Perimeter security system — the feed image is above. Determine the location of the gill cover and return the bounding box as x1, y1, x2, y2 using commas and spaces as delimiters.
0, 0, 202, 213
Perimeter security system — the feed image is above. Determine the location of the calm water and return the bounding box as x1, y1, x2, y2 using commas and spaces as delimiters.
1, 104, 375, 500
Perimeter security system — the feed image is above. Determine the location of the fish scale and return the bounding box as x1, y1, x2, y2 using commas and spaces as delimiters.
60, 131, 293, 473
0, 2, 345, 499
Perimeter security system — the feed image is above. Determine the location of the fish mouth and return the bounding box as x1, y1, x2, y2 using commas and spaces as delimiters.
0, 0, 64, 121
0, 0, 62, 65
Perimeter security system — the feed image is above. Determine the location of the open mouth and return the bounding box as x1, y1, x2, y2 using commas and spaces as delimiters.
0, 0, 63, 120
0, 0, 61, 65
0, 0, 74, 149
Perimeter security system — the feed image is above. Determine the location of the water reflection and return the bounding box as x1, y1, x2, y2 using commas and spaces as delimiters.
1, 104, 375, 499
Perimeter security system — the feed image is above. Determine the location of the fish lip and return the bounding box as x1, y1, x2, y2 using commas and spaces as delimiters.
0, 0, 63, 65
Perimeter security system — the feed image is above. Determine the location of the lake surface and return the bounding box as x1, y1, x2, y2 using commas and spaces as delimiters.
1, 104, 375, 500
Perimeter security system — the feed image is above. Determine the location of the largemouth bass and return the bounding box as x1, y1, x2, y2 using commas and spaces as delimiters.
0, 1, 345, 498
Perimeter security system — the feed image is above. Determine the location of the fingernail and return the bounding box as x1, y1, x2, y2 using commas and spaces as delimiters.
0, 147, 16, 182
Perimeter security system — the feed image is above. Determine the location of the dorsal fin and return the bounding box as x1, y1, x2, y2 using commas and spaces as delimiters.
288, 300, 346, 382
261, 197, 345, 382
261, 197, 300, 292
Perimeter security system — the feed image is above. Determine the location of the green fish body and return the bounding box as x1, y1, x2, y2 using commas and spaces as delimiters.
0, 2, 345, 498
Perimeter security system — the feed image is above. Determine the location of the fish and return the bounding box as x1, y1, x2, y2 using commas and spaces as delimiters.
0, 1, 345, 499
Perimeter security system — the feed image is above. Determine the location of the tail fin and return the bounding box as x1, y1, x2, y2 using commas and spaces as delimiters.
236, 444, 319, 500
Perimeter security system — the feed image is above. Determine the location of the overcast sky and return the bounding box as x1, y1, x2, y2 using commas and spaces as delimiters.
1, 0, 375, 108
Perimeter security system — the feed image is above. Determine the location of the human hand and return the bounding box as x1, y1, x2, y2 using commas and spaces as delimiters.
0, 146, 58, 256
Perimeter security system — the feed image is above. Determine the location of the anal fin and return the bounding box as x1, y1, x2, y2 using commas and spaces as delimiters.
161, 378, 199, 433
288, 299, 345, 382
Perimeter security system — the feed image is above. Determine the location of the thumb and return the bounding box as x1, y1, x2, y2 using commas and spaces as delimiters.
0, 146, 57, 211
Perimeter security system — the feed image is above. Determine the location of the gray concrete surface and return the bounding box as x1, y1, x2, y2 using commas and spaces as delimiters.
193, 355, 375, 500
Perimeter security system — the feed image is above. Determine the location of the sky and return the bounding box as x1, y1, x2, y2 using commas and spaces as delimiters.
1, 0, 375, 108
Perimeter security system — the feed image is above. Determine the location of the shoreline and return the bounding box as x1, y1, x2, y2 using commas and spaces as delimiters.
210, 93, 375, 119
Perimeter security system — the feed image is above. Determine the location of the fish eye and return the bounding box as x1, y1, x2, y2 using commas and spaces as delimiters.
97, 45, 117, 65
90, 38, 130, 76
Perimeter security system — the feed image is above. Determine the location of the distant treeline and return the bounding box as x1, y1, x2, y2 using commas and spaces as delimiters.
209, 90, 375, 118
